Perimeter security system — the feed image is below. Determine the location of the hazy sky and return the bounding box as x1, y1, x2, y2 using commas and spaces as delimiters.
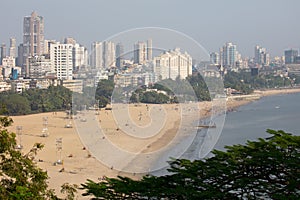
1, 0, 299, 57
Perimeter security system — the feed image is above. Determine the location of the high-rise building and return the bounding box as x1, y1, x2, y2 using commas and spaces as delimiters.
23, 11, 45, 74
90, 42, 103, 69
147, 39, 152, 61
63, 38, 88, 71
220, 42, 237, 67
254, 45, 270, 66
72, 44, 88, 71
133, 39, 153, 65
284, 49, 298, 64
154, 48, 192, 80
17, 44, 24, 67
44, 40, 56, 57
9, 38, 17, 58
116, 43, 124, 68
210, 52, 219, 65
1, 43, 7, 65
50, 43, 73, 80
103, 41, 115, 67
134, 41, 147, 64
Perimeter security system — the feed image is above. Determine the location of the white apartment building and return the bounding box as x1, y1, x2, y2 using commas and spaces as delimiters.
2, 56, 16, 67
220, 42, 237, 67
154, 48, 192, 80
103, 41, 115, 68
90, 42, 103, 69
73, 43, 88, 71
50, 43, 73, 80
9, 37, 17, 58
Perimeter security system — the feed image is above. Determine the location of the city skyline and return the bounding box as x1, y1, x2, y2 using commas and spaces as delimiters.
0, 0, 299, 58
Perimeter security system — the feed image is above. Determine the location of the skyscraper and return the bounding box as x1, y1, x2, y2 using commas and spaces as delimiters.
0, 43, 6, 65
103, 41, 115, 68
210, 52, 219, 65
221, 42, 237, 67
133, 39, 153, 64
72, 44, 88, 71
116, 43, 124, 68
17, 44, 24, 67
23, 11, 44, 74
284, 49, 298, 64
134, 41, 147, 64
147, 39, 152, 61
64, 38, 87, 71
90, 42, 103, 69
50, 43, 73, 80
9, 38, 17, 58
254, 45, 270, 66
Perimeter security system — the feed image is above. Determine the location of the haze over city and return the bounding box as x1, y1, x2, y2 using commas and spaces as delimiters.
1, 0, 299, 57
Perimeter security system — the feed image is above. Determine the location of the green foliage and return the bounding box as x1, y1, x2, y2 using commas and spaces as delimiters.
140, 91, 169, 104
129, 75, 212, 104
61, 183, 78, 200
95, 79, 115, 108
0, 116, 57, 199
186, 73, 212, 101
224, 70, 293, 93
81, 130, 300, 199
0, 85, 72, 115
288, 73, 300, 85
0, 94, 31, 115
224, 71, 254, 94
0, 112, 80, 199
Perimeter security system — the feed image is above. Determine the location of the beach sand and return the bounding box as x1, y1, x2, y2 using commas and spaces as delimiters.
6, 87, 300, 198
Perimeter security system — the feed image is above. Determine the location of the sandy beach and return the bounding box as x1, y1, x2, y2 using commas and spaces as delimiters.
5, 87, 300, 198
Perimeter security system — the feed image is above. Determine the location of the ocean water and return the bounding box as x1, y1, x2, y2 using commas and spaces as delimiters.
152, 92, 300, 175
214, 92, 300, 151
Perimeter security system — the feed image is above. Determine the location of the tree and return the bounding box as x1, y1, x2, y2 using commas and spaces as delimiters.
0, 115, 57, 199
0, 113, 79, 199
95, 79, 115, 108
0, 94, 31, 115
0, 85, 72, 115
81, 129, 300, 199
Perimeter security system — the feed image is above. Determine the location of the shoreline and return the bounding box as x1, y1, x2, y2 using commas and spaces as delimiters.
4, 87, 300, 198
226, 87, 300, 113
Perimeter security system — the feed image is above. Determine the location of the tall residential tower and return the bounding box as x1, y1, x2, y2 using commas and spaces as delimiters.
22, 11, 44, 75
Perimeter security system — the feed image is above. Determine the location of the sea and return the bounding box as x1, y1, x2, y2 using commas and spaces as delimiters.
214, 92, 300, 151
152, 92, 300, 175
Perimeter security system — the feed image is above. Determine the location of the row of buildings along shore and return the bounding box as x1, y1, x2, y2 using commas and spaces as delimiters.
1, 12, 300, 93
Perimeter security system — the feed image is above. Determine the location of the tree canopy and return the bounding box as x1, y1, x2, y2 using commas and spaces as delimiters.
0, 85, 72, 115
81, 129, 300, 199
224, 70, 293, 93
0, 113, 78, 199
0, 115, 57, 199
95, 79, 115, 108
